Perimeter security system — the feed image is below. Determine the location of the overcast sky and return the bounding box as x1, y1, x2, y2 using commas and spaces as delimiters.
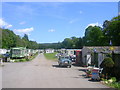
1, 1, 118, 43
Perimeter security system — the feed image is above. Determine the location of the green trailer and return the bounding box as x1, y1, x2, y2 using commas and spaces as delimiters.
10, 47, 27, 59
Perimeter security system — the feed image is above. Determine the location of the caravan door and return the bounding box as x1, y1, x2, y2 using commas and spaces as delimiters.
87, 54, 91, 66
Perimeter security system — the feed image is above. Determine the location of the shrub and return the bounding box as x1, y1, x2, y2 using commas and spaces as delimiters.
102, 57, 114, 68
100, 57, 115, 79
0, 54, 3, 58
112, 82, 120, 89
108, 77, 117, 83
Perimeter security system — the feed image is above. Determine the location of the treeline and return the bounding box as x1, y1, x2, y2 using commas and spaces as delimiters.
1, 15, 120, 49
60, 15, 120, 49
83, 16, 120, 46
1, 29, 39, 49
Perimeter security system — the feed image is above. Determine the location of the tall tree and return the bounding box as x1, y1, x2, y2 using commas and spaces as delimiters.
84, 26, 104, 46
2, 29, 16, 48
103, 16, 120, 46
23, 34, 29, 41
62, 38, 73, 49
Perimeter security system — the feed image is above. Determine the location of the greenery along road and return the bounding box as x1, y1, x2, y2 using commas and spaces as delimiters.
44, 52, 58, 61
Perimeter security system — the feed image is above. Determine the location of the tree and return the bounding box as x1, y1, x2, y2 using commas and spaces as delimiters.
75, 37, 83, 49
84, 26, 104, 46
15, 35, 24, 47
103, 16, 120, 46
62, 38, 73, 49
1, 28, 40, 49
103, 20, 110, 29
23, 34, 29, 41
2, 29, 16, 48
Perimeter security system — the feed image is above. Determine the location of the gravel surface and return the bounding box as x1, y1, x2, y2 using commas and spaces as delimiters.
2, 53, 109, 88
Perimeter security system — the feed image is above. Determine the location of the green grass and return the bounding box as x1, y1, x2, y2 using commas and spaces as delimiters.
44, 52, 58, 61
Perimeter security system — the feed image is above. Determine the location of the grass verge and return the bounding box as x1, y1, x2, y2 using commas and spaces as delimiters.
44, 52, 58, 61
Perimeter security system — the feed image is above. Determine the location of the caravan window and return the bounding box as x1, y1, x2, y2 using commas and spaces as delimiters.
12, 49, 20, 55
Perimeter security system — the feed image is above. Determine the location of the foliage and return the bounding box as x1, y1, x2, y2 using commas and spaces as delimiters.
109, 77, 117, 83
0, 54, 3, 58
84, 26, 104, 46
103, 16, 120, 46
39, 37, 82, 49
109, 82, 120, 89
61, 37, 82, 49
102, 57, 114, 68
2, 29, 16, 48
102, 77, 120, 89
100, 57, 115, 79
2, 29, 39, 49
62, 38, 74, 49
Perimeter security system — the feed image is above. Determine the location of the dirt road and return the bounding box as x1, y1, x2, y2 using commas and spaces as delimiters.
2, 54, 109, 88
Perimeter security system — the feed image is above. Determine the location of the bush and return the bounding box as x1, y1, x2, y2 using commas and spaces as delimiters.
111, 82, 120, 89
102, 57, 114, 68
100, 57, 115, 79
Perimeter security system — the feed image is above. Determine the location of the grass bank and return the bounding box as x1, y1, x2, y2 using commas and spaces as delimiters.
44, 52, 58, 61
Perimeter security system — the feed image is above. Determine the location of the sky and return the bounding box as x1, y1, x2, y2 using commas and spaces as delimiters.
1, 1, 118, 43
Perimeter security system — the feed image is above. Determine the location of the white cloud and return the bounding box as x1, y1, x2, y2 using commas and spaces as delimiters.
5, 24, 13, 28
69, 20, 74, 24
14, 27, 34, 35
48, 29, 55, 32
19, 21, 26, 25
0, 18, 12, 29
69, 19, 78, 24
86, 22, 102, 28
79, 11, 83, 14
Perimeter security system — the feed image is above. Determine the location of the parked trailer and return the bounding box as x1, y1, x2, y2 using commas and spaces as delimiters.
26, 49, 32, 56
10, 47, 27, 59
0, 49, 7, 55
